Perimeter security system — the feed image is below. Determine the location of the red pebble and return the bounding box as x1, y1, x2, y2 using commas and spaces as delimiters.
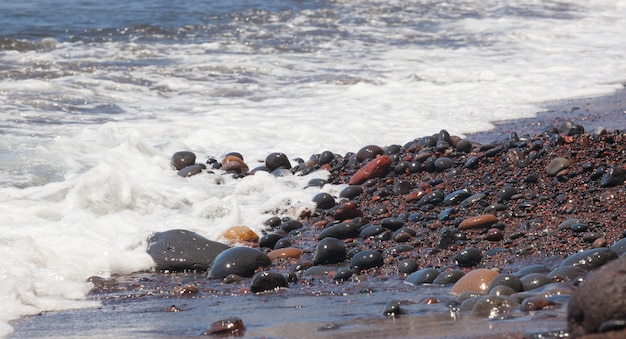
348, 155, 392, 185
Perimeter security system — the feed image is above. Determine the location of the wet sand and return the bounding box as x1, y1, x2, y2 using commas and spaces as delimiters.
8, 87, 626, 338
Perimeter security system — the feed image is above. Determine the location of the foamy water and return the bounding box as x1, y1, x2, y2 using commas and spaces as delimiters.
1, 0, 625, 335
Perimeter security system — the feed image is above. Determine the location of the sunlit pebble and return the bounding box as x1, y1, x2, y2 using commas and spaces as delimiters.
592, 238, 608, 248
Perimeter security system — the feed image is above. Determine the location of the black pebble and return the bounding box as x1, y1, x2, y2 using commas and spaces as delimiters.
313, 237, 347, 265
350, 250, 383, 271
250, 272, 288, 293
455, 247, 483, 267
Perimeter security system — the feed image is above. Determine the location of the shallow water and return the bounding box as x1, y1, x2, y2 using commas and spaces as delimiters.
1, 0, 626, 336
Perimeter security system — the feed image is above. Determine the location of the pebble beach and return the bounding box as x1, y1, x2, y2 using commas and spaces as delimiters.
9, 89, 626, 338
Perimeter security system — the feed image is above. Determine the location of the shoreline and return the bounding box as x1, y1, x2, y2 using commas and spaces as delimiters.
8, 88, 626, 338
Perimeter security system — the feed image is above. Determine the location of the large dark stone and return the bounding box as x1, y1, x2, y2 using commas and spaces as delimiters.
560, 248, 618, 271
313, 237, 346, 265
146, 229, 230, 271
208, 247, 271, 279
568, 256, 626, 337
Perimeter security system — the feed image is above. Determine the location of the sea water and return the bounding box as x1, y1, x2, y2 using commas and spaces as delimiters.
1, 0, 625, 335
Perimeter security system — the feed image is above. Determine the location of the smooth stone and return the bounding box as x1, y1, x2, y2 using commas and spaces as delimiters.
350, 250, 383, 271
546, 157, 571, 176
313, 192, 336, 210
221, 157, 248, 173
406, 268, 441, 285
334, 202, 364, 220
520, 296, 556, 312
610, 237, 626, 256
318, 150, 335, 165
171, 151, 196, 170
313, 237, 347, 265
434, 157, 454, 171
177, 164, 204, 177
601, 167, 626, 187
250, 271, 288, 293
201, 317, 245, 336
568, 256, 626, 337
397, 258, 419, 274
471, 295, 518, 319
458, 214, 498, 230
359, 225, 386, 239
304, 266, 333, 277
339, 185, 363, 199
560, 247, 618, 271
557, 218, 582, 231
273, 238, 291, 250
488, 273, 523, 293
380, 217, 405, 231
306, 178, 328, 188
548, 266, 586, 281
147, 229, 230, 271
443, 189, 472, 206
520, 273, 552, 291
280, 220, 303, 232
265, 152, 291, 171
258, 233, 283, 249
221, 226, 259, 244
455, 247, 483, 267
318, 221, 359, 240
267, 247, 303, 261
484, 228, 504, 241
451, 269, 500, 295
348, 155, 393, 185
333, 267, 354, 281
513, 264, 550, 277
432, 270, 465, 285
208, 247, 271, 279
356, 145, 384, 161
456, 139, 473, 152
383, 300, 402, 316
489, 285, 516, 296
497, 185, 518, 201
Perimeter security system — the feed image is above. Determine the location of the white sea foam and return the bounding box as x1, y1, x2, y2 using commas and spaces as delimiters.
1, 0, 626, 336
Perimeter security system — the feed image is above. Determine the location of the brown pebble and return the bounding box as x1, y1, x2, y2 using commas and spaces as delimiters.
267, 247, 303, 261
592, 238, 607, 248
202, 317, 245, 336
221, 226, 259, 244
521, 296, 556, 312
334, 201, 363, 220
459, 214, 498, 230
451, 269, 500, 295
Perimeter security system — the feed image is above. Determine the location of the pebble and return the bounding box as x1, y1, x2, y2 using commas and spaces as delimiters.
350, 250, 384, 271
333, 201, 363, 220
258, 233, 283, 249
488, 273, 523, 293
434, 157, 454, 171
273, 238, 292, 250
313, 237, 347, 265
201, 317, 245, 336
207, 247, 271, 279
171, 151, 196, 170
177, 164, 204, 177
546, 157, 571, 176
443, 189, 472, 206
250, 271, 288, 293
450, 269, 500, 295
380, 217, 405, 231
348, 155, 392, 185
497, 185, 518, 201
318, 221, 360, 240
471, 295, 518, 319
547, 266, 586, 281
313, 192, 336, 209
147, 229, 230, 271
610, 237, 626, 256
333, 267, 354, 281
267, 247, 303, 261
356, 145, 384, 161
339, 185, 363, 199
432, 270, 465, 285
484, 228, 504, 241
265, 152, 291, 171
601, 166, 626, 187
520, 297, 556, 312
520, 273, 552, 291
455, 247, 483, 267
406, 268, 441, 285
458, 214, 498, 230
221, 226, 259, 244
383, 300, 402, 317
397, 258, 419, 274
560, 247, 618, 271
